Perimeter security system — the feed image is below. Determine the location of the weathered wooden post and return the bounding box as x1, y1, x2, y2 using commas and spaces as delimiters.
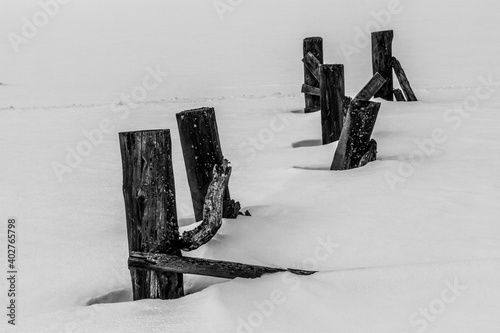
176, 107, 240, 222
372, 30, 394, 101
119, 129, 184, 300
392, 57, 417, 101
320, 64, 345, 144
303, 37, 323, 113
331, 100, 381, 170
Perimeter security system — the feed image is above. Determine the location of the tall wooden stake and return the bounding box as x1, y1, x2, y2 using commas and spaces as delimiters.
119, 129, 184, 300
176, 107, 240, 222
372, 30, 394, 101
320, 64, 345, 144
303, 37, 323, 113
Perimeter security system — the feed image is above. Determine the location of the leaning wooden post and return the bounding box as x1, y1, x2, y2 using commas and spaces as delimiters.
371, 30, 394, 101
176, 107, 240, 222
119, 129, 184, 300
320, 64, 345, 144
331, 100, 381, 170
303, 37, 323, 113
392, 57, 418, 101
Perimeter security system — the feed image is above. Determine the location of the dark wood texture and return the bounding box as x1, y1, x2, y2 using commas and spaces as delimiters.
320, 64, 345, 144
371, 30, 394, 101
129, 252, 316, 280
354, 72, 387, 101
179, 160, 231, 251
358, 139, 378, 167
301, 84, 321, 96
176, 107, 240, 222
393, 88, 406, 101
331, 100, 381, 170
302, 52, 321, 81
303, 37, 323, 113
392, 57, 418, 101
119, 129, 184, 300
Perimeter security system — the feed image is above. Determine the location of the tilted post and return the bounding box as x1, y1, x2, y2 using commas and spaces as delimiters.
119, 129, 184, 300
354, 72, 386, 101
371, 30, 394, 101
176, 107, 240, 222
331, 100, 381, 170
303, 37, 323, 113
320, 64, 345, 144
392, 57, 417, 101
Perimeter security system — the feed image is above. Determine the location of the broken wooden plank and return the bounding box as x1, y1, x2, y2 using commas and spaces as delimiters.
392, 56, 417, 101
354, 72, 386, 101
129, 252, 316, 280
301, 83, 321, 96
302, 51, 321, 82
179, 160, 231, 251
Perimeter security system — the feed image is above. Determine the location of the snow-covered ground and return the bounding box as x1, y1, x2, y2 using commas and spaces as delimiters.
1, 0, 500, 332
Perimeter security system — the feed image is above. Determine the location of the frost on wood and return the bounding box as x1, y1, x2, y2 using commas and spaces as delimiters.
179, 159, 232, 251
176, 107, 240, 221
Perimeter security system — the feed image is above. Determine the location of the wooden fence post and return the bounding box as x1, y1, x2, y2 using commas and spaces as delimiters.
392, 57, 417, 101
176, 107, 240, 222
119, 129, 184, 300
320, 64, 345, 144
303, 37, 323, 113
331, 100, 381, 170
371, 30, 394, 101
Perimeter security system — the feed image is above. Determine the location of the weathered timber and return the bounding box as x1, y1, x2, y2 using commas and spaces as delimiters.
320, 64, 345, 144
179, 160, 231, 251
331, 100, 381, 170
372, 30, 394, 101
393, 88, 406, 101
176, 107, 240, 222
343, 96, 352, 123
358, 139, 378, 167
303, 37, 323, 113
392, 57, 417, 101
302, 52, 321, 81
129, 252, 316, 280
119, 129, 183, 300
301, 83, 321, 96
354, 72, 387, 101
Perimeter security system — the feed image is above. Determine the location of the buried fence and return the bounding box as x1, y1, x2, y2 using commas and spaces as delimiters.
119, 115, 314, 301
117, 29, 418, 301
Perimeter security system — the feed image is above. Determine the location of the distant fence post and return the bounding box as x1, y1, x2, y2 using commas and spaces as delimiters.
303, 37, 323, 113
320, 64, 345, 144
371, 30, 394, 101
176, 107, 240, 222
119, 129, 184, 300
